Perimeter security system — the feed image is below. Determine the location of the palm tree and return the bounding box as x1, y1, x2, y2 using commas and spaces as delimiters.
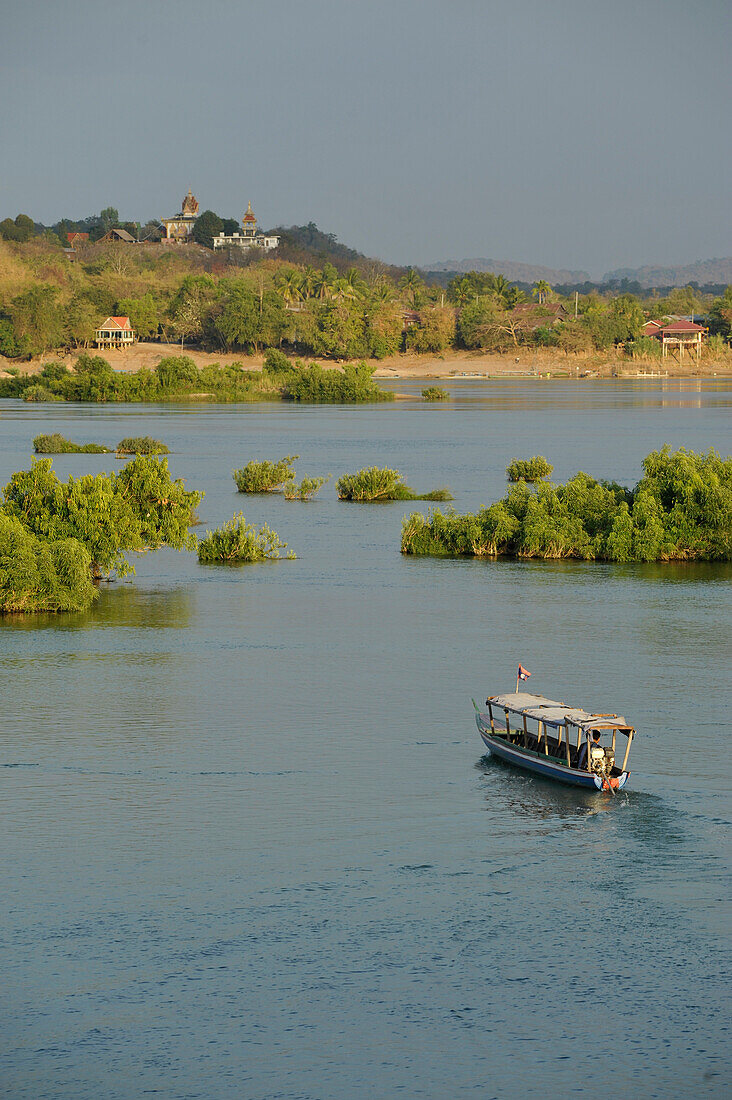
533, 280, 552, 305
332, 277, 360, 302
314, 264, 338, 300
399, 267, 425, 309
300, 265, 318, 299
450, 277, 473, 307
490, 274, 511, 306
503, 286, 526, 309
342, 267, 365, 297
369, 279, 396, 305
275, 269, 303, 310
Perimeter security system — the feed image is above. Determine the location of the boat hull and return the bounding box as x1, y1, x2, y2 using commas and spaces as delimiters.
476, 713, 629, 790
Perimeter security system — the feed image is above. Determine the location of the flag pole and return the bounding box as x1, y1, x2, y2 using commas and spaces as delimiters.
515, 667, 519, 694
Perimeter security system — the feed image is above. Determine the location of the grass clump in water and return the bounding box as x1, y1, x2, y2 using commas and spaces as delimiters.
401, 447, 732, 562
116, 436, 169, 456
422, 386, 449, 401
197, 513, 295, 563
336, 466, 452, 502
283, 475, 330, 501
34, 434, 110, 454
233, 456, 298, 493
507, 456, 553, 482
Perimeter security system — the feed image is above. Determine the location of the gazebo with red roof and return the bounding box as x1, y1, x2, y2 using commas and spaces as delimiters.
95, 316, 135, 349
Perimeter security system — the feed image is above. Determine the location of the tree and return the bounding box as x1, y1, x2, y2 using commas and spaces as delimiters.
314, 263, 338, 300
0, 214, 35, 242
365, 302, 403, 358
117, 293, 159, 339
300, 265, 318, 298
311, 299, 367, 359
610, 294, 644, 342
1, 456, 203, 580
192, 210, 224, 249
405, 307, 455, 353
212, 279, 260, 350
708, 286, 732, 338
222, 218, 240, 236
10, 284, 65, 354
399, 267, 425, 308
155, 356, 200, 390
65, 293, 99, 348
99, 207, 120, 232
457, 299, 499, 349
0, 513, 95, 612
169, 274, 216, 346
275, 268, 304, 309
532, 280, 552, 305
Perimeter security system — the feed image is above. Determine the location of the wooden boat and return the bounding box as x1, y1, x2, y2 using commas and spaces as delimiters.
473, 692, 635, 790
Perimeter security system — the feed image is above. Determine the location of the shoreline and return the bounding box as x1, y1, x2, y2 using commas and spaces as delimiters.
2, 341, 730, 382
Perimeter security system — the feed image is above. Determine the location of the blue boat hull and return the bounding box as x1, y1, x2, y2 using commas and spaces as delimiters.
476, 713, 629, 791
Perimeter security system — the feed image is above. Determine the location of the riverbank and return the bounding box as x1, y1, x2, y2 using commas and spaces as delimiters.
2, 341, 731, 381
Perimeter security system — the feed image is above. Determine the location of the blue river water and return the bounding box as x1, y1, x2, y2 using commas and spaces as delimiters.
0, 380, 730, 1099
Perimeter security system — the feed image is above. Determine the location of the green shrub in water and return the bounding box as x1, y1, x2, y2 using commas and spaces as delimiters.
401, 447, 732, 562
233, 456, 299, 493
506, 456, 554, 482
33, 433, 110, 454
197, 513, 295, 562
0, 513, 96, 613
23, 384, 61, 403
422, 386, 449, 401
336, 466, 452, 502
116, 436, 169, 455
283, 475, 330, 500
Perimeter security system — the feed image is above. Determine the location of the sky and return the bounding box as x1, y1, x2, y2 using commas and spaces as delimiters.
2, 0, 730, 277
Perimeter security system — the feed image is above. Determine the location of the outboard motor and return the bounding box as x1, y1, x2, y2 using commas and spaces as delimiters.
590, 742, 615, 779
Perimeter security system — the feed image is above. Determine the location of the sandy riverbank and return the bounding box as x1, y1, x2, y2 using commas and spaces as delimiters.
3, 342, 731, 381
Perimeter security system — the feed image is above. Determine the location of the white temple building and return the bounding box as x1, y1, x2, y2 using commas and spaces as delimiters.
212, 202, 279, 252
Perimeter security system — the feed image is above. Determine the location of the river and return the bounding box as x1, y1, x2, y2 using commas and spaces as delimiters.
1, 379, 730, 1099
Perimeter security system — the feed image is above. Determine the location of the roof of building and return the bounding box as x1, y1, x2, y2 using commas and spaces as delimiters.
659, 320, 705, 334
181, 190, 199, 217
243, 200, 256, 223
67, 231, 89, 243
99, 228, 136, 243
97, 316, 132, 331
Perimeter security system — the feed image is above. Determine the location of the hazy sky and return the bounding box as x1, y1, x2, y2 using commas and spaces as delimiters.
2, 0, 730, 276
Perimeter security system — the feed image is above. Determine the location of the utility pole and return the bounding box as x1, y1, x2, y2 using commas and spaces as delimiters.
574, 291, 579, 319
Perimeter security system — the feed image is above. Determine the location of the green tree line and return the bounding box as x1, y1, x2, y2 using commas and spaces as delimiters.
1, 226, 730, 361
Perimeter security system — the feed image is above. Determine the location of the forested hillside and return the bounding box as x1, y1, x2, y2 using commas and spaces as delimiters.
1, 213, 731, 364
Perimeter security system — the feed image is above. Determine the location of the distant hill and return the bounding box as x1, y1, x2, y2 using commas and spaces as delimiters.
423, 257, 592, 284
601, 258, 732, 288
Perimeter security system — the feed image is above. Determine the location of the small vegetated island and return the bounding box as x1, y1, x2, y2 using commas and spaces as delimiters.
0, 456, 203, 612
506, 455, 553, 482
336, 466, 452, 502
116, 437, 169, 455
233, 455, 299, 493
401, 447, 732, 562
0, 351, 394, 406
233, 455, 329, 500
198, 514, 294, 563
33, 433, 111, 454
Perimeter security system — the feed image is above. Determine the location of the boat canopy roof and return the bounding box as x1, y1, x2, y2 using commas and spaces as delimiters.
487, 692, 633, 733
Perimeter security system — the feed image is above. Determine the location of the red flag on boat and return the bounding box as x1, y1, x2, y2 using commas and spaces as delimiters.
518, 665, 531, 681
